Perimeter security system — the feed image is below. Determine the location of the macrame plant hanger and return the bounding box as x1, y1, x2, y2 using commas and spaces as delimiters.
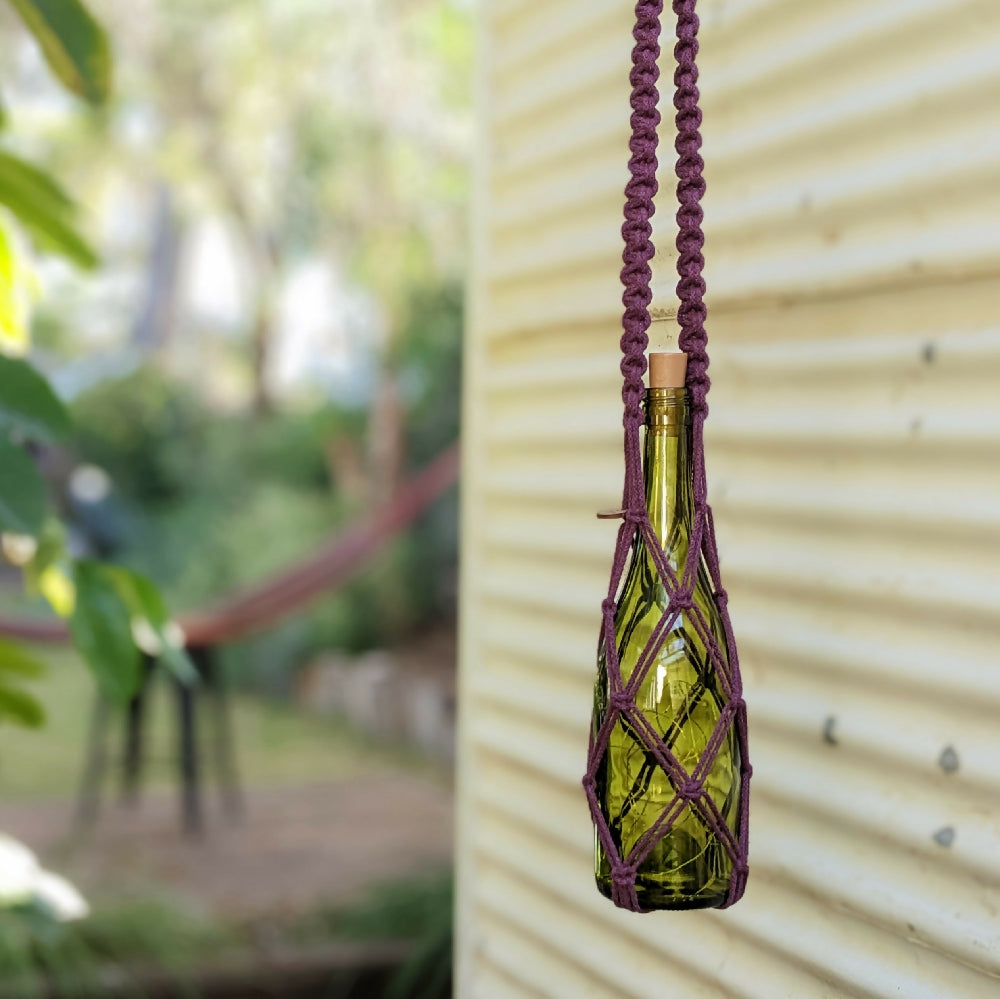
582, 0, 752, 912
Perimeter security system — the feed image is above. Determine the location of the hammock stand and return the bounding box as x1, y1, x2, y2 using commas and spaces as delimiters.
0, 445, 459, 836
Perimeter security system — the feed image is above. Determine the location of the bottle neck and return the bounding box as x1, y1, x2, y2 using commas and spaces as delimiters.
643, 388, 693, 554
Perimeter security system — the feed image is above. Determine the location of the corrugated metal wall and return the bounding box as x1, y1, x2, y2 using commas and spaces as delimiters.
456, 1, 1000, 996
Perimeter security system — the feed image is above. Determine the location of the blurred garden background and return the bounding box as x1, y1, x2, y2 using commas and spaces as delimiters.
0, 0, 470, 995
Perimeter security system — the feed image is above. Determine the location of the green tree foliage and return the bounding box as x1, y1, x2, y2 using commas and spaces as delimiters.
0, 894, 233, 996
1, 0, 471, 704
0, 0, 189, 713
70, 366, 205, 506
0, 0, 104, 282
72, 0, 473, 410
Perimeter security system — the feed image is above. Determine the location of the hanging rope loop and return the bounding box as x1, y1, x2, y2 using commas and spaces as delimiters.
582, 0, 751, 913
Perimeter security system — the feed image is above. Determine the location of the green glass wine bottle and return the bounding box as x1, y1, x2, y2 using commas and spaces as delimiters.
594, 351, 740, 910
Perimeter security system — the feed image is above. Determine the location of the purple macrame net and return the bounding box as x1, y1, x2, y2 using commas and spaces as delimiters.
582, 0, 751, 912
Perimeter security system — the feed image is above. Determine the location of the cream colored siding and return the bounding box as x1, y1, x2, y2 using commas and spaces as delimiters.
457, 1, 1000, 996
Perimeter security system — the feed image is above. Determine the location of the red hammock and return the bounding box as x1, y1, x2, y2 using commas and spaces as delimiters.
0, 444, 459, 648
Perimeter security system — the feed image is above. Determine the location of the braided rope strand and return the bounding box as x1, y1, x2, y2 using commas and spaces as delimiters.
673, 1, 710, 417
619, 0, 664, 512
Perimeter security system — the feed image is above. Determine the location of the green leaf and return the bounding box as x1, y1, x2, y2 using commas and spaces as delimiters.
105, 566, 197, 685
0, 437, 46, 536
36, 561, 75, 616
0, 683, 45, 728
0, 151, 74, 213
24, 521, 76, 616
8, 0, 112, 105
0, 356, 71, 443
0, 150, 98, 269
105, 566, 169, 627
70, 560, 140, 704
0, 638, 46, 679
23, 517, 66, 588
0, 222, 29, 351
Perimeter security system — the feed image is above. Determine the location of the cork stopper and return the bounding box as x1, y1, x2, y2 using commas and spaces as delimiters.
648, 351, 688, 389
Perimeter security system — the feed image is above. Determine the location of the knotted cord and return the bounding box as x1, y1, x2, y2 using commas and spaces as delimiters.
583, 0, 751, 912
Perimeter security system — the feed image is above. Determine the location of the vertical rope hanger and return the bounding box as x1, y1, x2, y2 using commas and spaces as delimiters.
583, 0, 752, 912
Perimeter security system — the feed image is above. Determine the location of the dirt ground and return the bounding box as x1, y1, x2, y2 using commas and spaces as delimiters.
0, 774, 454, 919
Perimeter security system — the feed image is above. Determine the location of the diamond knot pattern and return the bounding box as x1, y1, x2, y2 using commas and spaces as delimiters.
678, 779, 703, 801
609, 690, 634, 713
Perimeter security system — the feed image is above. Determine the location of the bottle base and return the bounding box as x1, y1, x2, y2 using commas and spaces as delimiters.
595, 874, 728, 911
